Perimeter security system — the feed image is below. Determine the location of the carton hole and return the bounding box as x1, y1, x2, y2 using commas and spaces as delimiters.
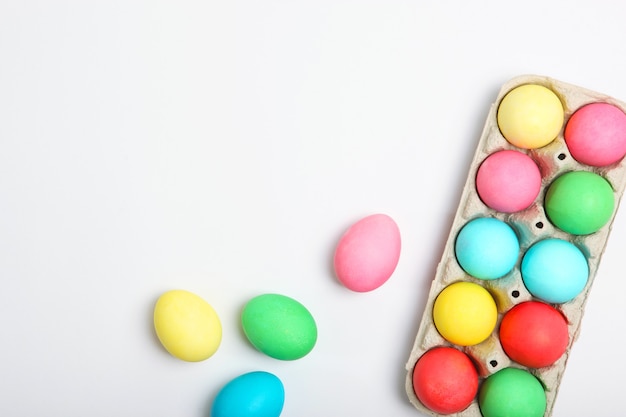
535, 221, 544, 229
489, 360, 498, 367
512, 290, 520, 298
558, 153, 566, 160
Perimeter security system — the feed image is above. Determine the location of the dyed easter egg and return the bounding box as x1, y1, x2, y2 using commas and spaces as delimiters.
211, 371, 285, 417
521, 238, 589, 303
544, 171, 614, 235
565, 102, 626, 166
412, 347, 478, 414
333, 213, 401, 292
497, 84, 564, 149
455, 217, 519, 280
242, 294, 317, 360
476, 150, 542, 213
433, 281, 497, 346
499, 301, 569, 368
153, 289, 222, 362
479, 368, 546, 417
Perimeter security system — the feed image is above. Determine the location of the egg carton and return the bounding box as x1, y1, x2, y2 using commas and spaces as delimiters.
404, 74, 626, 417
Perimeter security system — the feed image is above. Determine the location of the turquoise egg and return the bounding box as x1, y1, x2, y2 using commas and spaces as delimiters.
455, 217, 520, 279
521, 238, 589, 303
211, 371, 285, 417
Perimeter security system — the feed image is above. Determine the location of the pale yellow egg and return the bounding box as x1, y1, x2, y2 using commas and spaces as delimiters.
497, 84, 564, 149
153, 289, 222, 362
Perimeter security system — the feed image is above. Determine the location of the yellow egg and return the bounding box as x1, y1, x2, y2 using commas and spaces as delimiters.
497, 84, 564, 149
153, 289, 222, 362
433, 282, 497, 346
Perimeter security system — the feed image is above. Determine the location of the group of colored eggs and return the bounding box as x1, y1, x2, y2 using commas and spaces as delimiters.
151, 214, 402, 416
153, 290, 317, 416
412, 83, 626, 417
454, 217, 589, 306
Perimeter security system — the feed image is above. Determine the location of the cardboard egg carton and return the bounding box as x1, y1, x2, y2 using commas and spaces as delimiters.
405, 74, 626, 417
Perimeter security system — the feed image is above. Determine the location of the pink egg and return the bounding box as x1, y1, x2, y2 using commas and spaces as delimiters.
565, 102, 626, 166
333, 214, 401, 292
476, 150, 541, 213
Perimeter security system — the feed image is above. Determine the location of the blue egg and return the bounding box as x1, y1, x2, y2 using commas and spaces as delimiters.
521, 238, 589, 303
455, 217, 520, 280
211, 371, 285, 417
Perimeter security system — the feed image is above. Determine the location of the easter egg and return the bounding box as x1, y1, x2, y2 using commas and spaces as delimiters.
545, 171, 614, 235
153, 289, 222, 362
211, 371, 285, 417
497, 84, 564, 149
479, 368, 546, 417
333, 213, 401, 292
412, 347, 478, 414
433, 281, 497, 346
476, 150, 542, 213
242, 294, 317, 360
521, 238, 589, 303
455, 217, 520, 280
499, 301, 569, 368
565, 102, 626, 167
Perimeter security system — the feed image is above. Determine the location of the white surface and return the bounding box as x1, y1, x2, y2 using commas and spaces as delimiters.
1, 1, 625, 416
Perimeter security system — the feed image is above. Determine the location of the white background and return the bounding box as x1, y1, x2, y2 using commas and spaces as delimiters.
1, 1, 625, 416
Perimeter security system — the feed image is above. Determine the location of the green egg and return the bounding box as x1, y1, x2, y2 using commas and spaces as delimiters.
241, 293, 317, 360
479, 367, 546, 417
545, 171, 614, 235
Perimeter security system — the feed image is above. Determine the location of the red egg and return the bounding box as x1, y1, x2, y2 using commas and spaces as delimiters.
412, 346, 478, 414
499, 301, 569, 368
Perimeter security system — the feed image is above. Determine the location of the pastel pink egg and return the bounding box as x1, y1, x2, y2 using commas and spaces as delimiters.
565, 102, 626, 167
333, 214, 401, 292
476, 150, 542, 213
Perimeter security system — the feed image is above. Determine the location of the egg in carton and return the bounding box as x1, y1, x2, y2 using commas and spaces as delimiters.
405, 75, 626, 417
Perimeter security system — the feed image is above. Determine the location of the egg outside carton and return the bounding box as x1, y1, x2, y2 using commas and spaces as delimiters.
404, 74, 626, 417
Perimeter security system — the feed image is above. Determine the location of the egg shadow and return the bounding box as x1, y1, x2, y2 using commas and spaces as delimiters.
325, 219, 350, 290
235, 299, 253, 348
146, 293, 167, 355
202, 374, 228, 417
